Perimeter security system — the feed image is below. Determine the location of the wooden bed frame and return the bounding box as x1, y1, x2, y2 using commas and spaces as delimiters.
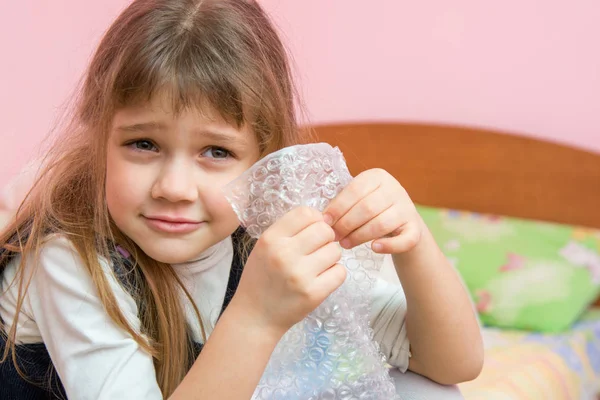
311, 122, 600, 307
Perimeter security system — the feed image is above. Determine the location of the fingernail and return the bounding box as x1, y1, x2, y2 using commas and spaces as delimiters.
340, 238, 351, 248
372, 242, 383, 252
323, 213, 333, 226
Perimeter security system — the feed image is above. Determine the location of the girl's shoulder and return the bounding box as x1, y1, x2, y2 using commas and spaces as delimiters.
3, 233, 139, 317
3, 233, 84, 279
10, 233, 114, 271
30, 234, 135, 301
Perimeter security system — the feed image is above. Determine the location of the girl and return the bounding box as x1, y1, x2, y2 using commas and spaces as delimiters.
0, 0, 483, 399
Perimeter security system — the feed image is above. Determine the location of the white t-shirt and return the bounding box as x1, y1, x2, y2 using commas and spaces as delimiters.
0, 235, 410, 400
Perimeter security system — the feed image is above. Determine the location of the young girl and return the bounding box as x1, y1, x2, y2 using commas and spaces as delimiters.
0, 1, 483, 399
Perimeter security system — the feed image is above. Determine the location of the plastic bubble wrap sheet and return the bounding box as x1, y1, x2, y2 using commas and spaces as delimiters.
223, 143, 400, 400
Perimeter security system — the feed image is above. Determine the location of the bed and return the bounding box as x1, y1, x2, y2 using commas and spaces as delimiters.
312, 122, 600, 400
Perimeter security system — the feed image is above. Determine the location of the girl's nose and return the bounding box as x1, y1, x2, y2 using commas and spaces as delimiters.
151, 160, 199, 203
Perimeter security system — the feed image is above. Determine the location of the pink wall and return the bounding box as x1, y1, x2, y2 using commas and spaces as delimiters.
0, 0, 128, 188
1, 1, 599, 188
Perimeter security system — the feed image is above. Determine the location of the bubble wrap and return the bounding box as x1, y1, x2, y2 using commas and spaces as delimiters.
223, 143, 400, 400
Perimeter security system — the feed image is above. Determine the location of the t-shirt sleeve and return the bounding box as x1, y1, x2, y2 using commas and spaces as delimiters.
27, 237, 163, 400
369, 255, 411, 372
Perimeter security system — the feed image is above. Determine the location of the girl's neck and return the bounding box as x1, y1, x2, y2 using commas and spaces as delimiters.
173, 237, 232, 272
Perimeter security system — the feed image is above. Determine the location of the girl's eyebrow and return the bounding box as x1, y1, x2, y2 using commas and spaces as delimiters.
196, 129, 247, 147
114, 121, 164, 133
114, 122, 248, 147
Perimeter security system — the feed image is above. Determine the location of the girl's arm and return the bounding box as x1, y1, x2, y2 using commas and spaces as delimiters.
170, 300, 284, 400
393, 218, 483, 385
323, 169, 483, 385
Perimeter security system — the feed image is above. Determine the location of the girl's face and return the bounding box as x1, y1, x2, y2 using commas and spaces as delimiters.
106, 96, 260, 264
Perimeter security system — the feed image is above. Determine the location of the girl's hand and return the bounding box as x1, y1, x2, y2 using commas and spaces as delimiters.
232, 207, 346, 335
324, 168, 422, 254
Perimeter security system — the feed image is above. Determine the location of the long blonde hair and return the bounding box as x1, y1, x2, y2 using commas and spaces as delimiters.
0, 0, 307, 396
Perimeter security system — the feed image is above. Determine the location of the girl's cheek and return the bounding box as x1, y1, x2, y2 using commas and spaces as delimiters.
200, 185, 236, 221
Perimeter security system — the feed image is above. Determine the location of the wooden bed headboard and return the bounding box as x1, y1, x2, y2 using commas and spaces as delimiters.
311, 122, 600, 229
310, 122, 600, 306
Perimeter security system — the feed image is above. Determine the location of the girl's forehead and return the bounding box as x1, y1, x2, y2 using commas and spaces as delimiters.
112, 94, 237, 128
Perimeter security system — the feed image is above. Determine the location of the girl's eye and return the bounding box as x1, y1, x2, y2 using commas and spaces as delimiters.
202, 147, 232, 159
128, 140, 158, 152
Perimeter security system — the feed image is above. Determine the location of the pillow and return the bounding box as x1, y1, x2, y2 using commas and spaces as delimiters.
417, 205, 600, 332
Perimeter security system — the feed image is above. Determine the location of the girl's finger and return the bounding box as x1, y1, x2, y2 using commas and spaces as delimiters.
371, 221, 422, 254
331, 190, 393, 241
293, 221, 336, 255
338, 205, 402, 249
304, 241, 343, 276
323, 174, 379, 227
267, 206, 324, 238
309, 263, 347, 302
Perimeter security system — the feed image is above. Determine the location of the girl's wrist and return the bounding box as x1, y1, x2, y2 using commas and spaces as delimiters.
223, 297, 288, 344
